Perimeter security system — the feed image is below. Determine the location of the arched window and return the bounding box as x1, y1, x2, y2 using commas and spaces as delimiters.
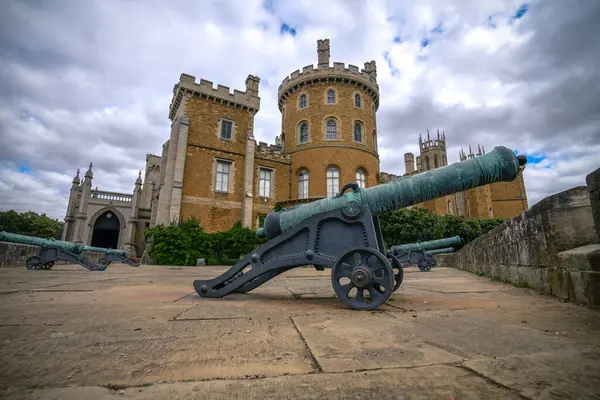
298, 169, 309, 199
354, 93, 361, 108
327, 89, 336, 104
434, 154, 439, 168
326, 119, 337, 139
353, 122, 362, 142
326, 166, 340, 198
356, 168, 366, 188
299, 94, 307, 109
424, 156, 430, 170
299, 122, 308, 143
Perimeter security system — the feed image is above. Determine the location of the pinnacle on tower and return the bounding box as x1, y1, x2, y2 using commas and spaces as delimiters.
135, 170, 142, 185
317, 38, 330, 68
84, 162, 93, 179
72, 168, 80, 184
427, 129, 431, 141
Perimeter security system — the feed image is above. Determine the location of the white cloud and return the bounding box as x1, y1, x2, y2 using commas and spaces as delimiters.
0, 0, 598, 221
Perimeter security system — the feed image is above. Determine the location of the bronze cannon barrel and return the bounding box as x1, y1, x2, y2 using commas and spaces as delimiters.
391, 236, 463, 254
426, 247, 456, 255
257, 146, 527, 239
0, 231, 128, 256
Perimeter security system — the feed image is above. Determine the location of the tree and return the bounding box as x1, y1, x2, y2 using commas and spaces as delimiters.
0, 210, 63, 239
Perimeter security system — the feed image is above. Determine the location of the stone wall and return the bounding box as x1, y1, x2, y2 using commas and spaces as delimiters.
0, 242, 104, 268
436, 184, 600, 307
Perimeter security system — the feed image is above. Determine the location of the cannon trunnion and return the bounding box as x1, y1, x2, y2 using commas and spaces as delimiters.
193, 146, 528, 311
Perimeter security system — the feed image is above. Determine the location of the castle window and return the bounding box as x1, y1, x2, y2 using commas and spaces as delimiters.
299, 94, 307, 109
354, 93, 361, 108
299, 122, 309, 143
327, 89, 336, 104
326, 166, 340, 198
434, 154, 439, 168
354, 122, 362, 142
259, 168, 272, 198
215, 160, 231, 192
326, 119, 337, 139
373, 129, 378, 152
220, 120, 232, 140
356, 168, 366, 188
298, 169, 309, 199
424, 156, 430, 170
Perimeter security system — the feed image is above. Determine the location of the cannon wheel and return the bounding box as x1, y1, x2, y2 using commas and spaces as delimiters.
386, 252, 404, 292
42, 262, 55, 270
331, 247, 394, 311
418, 259, 432, 272
25, 256, 44, 270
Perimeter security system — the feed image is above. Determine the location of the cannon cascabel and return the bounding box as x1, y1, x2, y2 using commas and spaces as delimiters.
256, 145, 527, 239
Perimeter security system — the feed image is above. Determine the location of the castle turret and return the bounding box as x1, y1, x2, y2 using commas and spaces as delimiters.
419, 129, 447, 171
404, 152, 415, 175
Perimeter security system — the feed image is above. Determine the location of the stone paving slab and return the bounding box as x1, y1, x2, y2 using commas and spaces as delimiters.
0, 264, 599, 399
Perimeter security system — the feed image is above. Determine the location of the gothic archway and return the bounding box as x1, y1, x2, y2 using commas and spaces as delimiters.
90, 210, 122, 249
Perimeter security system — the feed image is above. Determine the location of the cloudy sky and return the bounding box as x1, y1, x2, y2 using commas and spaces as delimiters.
1, 0, 598, 221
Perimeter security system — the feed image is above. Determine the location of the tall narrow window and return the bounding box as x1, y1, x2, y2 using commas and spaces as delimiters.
327, 89, 335, 104
326, 119, 337, 139
259, 168, 272, 198
299, 94, 307, 109
354, 93, 361, 108
299, 122, 308, 143
215, 160, 230, 192
356, 168, 366, 188
373, 129, 378, 152
220, 120, 232, 139
298, 169, 309, 199
326, 166, 340, 198
354, 122, 362, 142
434, 154, 439, 168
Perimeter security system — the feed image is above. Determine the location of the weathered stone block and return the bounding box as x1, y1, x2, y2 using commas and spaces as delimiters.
556, 244, 600, 272
570, 271, 600, 307
547, 268, 571, 300
586, 167, 600, 242
509, 265, 520, 285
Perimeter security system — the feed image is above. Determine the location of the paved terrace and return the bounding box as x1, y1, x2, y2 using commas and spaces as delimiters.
0, 264, 599, 400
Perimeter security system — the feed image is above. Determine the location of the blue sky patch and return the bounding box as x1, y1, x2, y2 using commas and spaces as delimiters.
431, 21, 444, 34
421, 38, 430, 48
487, 16, 497, 28
512, 4, 529, 20
383, 51, 400, 76
280, 23, 296, 36
18, 160, 31, 174
393, 36, 402, 44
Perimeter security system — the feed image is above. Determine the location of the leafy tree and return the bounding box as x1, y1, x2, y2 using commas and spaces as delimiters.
0, 210, 63, 239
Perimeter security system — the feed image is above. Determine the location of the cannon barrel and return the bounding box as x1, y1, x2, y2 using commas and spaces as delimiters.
426, 247, 456, 255
0, 231, 128, 256
391, 236, 463, 254
257, 146, 527, 239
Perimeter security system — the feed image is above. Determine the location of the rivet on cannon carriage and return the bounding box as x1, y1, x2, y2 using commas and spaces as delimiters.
0, 232, 140, 271
192, 146, 527, 310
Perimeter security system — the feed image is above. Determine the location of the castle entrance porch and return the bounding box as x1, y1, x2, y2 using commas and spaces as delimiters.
90, 210, 120, 249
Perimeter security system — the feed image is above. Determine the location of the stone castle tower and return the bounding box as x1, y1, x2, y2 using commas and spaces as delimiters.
278, 38, 380, 199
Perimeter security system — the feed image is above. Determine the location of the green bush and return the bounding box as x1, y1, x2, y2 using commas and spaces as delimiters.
0, 210, 63, 239
144, 218, 264, 266
379, 207, 506, 249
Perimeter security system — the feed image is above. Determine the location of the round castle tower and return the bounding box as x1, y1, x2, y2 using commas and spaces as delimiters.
277, 39, 381, 200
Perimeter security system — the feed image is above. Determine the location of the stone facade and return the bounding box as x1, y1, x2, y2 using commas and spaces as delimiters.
62, 155, 161, 257
61, 38, 530, 251
435, 182, 600, 307
380, 131, 529, 220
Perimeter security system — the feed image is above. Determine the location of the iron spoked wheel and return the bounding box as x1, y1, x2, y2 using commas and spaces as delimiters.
42, 262, 54, 270
386, 252, 404, 292
25, 256, 44, 270
418, 260, 432, 272
99, 258, 111, 267
331, 247, 394, 310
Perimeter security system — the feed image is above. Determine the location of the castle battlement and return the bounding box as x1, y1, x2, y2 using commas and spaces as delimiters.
277, 39, 379, 111
169, 73, 260, 120
420, 129, 447, 151
255, 141, 291, 163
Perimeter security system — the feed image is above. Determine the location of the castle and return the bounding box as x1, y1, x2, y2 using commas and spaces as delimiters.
61, 39, 528, 256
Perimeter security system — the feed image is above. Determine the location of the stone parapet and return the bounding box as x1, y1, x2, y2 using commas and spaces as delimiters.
277, 63, 380, 111
169, 73, 260, 120
255, 142, 291, 163
435, 184, 600, 307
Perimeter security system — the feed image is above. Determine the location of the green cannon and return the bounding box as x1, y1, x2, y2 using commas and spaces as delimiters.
193, 146, 527, 311
0, 231, 139, 271
427, 247, 456, 255
391, 236, 463, 254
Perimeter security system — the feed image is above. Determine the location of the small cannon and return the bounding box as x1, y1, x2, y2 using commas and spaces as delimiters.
391, 236, 463, 272
193, 146, 527, 310
0, 231, 139, 271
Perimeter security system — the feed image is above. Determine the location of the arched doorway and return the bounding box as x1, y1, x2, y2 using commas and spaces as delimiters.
90, 211, 120, 249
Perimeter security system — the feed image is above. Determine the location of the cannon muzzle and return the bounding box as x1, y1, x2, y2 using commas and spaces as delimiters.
257, 146, 527, 239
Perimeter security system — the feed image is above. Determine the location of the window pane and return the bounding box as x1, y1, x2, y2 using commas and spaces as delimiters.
326, 120, 336, 139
